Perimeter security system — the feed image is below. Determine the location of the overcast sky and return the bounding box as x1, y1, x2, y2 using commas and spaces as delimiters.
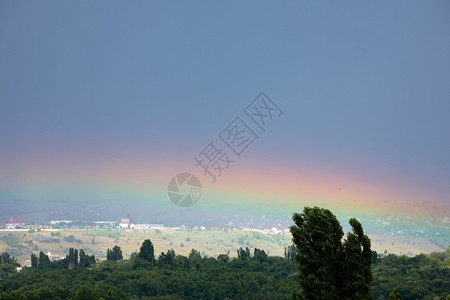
1, 1, 449, 223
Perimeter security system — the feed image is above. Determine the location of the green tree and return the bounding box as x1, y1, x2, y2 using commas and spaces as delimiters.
106, 246, 123, 261
254, 248, 268, 262
79, 249, 88, 267
0, 252, 18, 266
158, 249, 175, 266
290, 206, 344, 299
188, 249, 202, 269
68, 248, 79, 268
217, 254, 230, 263
284, 244, 298, 262
79, 249, 95, 268
237, 247, 251, 260
31, 253, 38, 268
342, 218, 372, 299
140, 239, 155, 265
388, 289, 403, 300
38, 251, 50, 270
290, 206, 373, 300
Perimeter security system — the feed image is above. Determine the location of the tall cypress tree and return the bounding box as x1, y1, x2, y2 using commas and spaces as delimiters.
38, 251, 50, 270
79, 249, 94, 267
290, 206, 373, 300
68, 248, 79, 267
342, 218, 373, 299
31, 254, 38, 268
290, 206, 343, 299
140, 239, 155, 265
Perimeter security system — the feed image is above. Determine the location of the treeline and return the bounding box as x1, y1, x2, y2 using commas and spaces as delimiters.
0, 243, 449, 299
0, 241, 297, 300
29, 249, 96, 270
371, 251, 450, 300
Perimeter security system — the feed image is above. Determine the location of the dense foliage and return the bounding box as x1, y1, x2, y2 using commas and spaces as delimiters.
0, 243, 448, 299
0, 246, 297, 300
371, 251, 450, 300
106, 246, 123, 262
290, 206, 373, 299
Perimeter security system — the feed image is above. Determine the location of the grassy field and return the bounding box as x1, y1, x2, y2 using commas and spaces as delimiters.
0, 229, 447, 266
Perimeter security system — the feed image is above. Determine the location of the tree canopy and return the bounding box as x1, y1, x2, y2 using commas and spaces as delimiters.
139, 239, 155, 265
290, 206, 373, 299
107, 246, 123, 261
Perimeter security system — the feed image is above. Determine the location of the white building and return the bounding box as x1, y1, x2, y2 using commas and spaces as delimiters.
49, 220, 72, 225
5, 219, 26, 229
119, 218, 130, 229
149, 224, 164, 229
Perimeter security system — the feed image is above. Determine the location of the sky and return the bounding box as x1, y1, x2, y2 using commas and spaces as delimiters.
0, 1, 449, 227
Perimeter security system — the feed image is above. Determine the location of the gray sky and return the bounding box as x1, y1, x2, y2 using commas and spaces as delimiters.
0, 1, 449, 222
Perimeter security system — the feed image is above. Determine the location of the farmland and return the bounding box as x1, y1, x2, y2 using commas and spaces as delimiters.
0, 228, 446, 266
